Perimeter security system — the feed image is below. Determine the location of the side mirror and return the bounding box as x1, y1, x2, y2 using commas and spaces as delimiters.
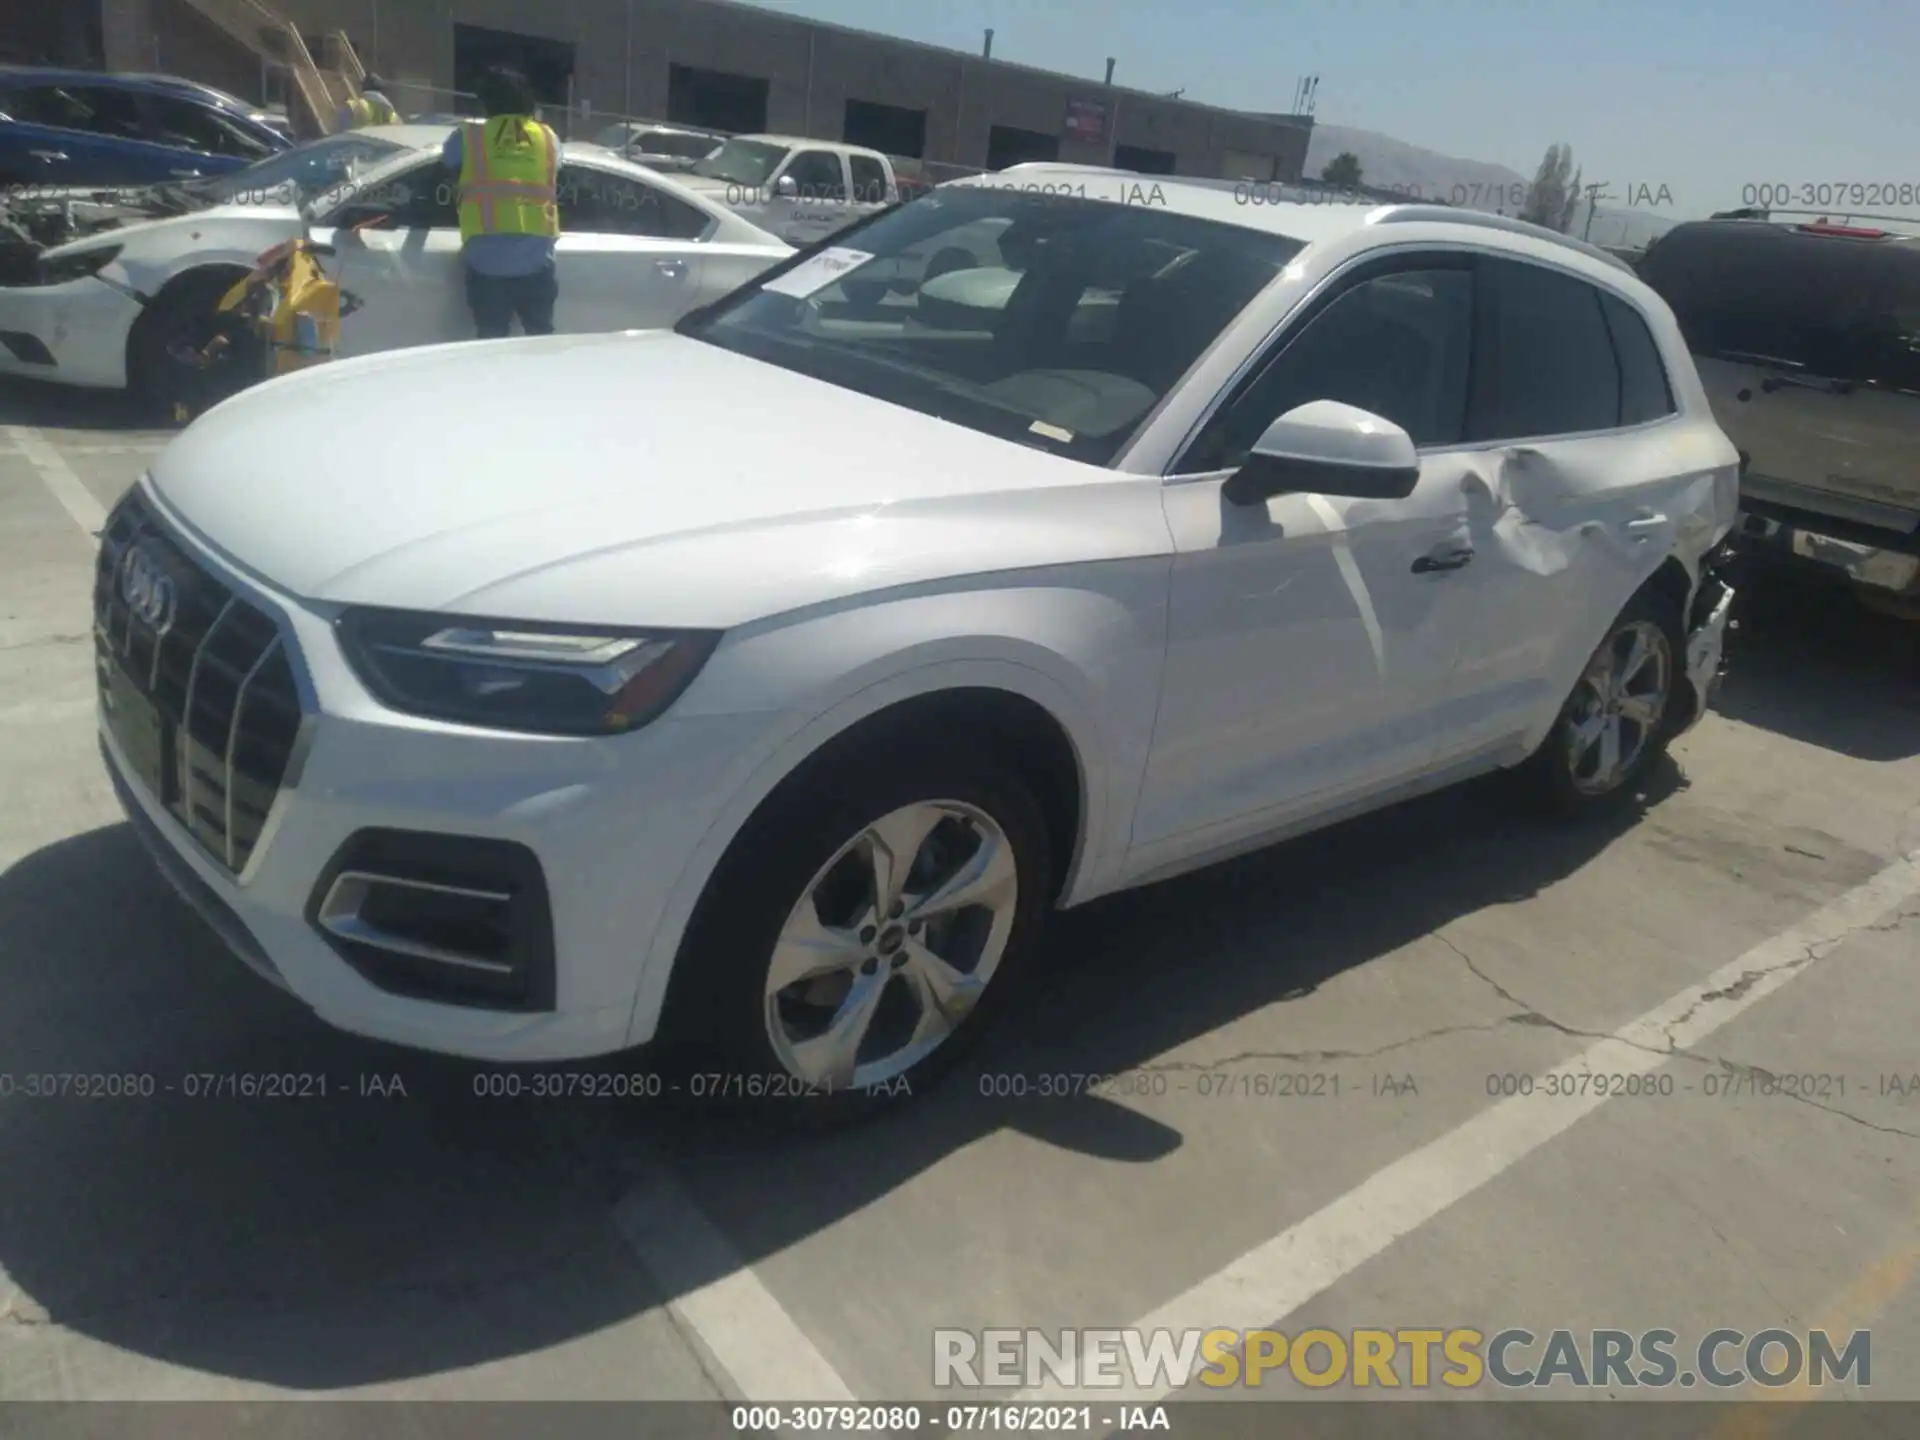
773, 174, 799, 200
1221, 400, 1421, 506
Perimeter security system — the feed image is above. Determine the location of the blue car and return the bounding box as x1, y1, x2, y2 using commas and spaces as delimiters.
0, 67, 291, 192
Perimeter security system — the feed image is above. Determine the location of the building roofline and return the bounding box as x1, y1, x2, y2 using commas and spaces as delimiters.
699, 0, 1313, 129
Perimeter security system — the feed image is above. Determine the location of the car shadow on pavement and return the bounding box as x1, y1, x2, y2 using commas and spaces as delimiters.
0, 377, 168, 435
0, 824, 662, 1389
0, 759, 1683, 1389
1714, 566, 1920, 761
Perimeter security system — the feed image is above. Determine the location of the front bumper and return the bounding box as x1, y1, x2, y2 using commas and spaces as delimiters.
0, 273, 141, 388
97, 485, 790, 1063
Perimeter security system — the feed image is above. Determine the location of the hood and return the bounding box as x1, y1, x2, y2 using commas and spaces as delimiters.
147, 330, 1169, 629
31, 196, 300, 260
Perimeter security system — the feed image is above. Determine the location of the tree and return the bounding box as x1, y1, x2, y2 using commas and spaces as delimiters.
1560, 165, 1585, 233
1521, 143, 1581, 232
1320, 151, 1363, 189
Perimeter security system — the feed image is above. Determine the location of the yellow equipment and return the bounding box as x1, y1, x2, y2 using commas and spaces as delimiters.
168, 234, 361, 423
217, 236, 348, 378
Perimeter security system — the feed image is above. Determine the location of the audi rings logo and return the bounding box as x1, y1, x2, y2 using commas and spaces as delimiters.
119, 544, 177, 633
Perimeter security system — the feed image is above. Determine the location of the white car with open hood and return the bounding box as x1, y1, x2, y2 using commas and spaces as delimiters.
0, 125, 791, 411
95, 166, 1739, 1121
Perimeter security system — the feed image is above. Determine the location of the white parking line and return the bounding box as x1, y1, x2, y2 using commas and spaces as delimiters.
615, 1156, 857, 1403
1023, 850, 1920, 1403
3, 425, 107, 534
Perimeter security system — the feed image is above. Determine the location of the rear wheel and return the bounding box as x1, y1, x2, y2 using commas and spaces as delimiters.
659, 740, 1053, 1125
1514, 588, 1683, 817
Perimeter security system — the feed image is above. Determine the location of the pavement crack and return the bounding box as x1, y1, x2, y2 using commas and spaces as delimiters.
1657, 1049, 1920, 1144
0, 632, 88, 653
1139, 1018, 1518, 1073
1429, 930, 1669, 1053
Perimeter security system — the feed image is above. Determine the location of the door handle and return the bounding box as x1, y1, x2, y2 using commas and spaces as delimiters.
1412, 547, 1474, 573
1624, 511, 1668, 540
29, 149, 69, 162
654, 258, 687, 280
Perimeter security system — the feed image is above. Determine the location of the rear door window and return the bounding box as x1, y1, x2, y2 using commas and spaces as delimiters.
558, 164, 713, 240
9, 84, 145, 139
1466, 257, 1621, 440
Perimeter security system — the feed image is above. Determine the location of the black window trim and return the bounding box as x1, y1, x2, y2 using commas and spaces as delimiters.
1168, 243, 1692, 476
1596, 289, 1678, 427
1168, 247, 1476, 475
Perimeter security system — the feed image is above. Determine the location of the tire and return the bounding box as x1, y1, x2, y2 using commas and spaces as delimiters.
1512, 586, 1685, 819
657, 736, 1055, 1127
125, 269, 249, 424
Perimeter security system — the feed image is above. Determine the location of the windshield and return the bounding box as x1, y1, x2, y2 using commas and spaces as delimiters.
690, 138, 791, 186
680, 185, 1303, 466
174, 133, 409, 209
593, 122, 638, 148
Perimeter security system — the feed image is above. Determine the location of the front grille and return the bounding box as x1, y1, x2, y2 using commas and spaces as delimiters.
94, 490, 303, 874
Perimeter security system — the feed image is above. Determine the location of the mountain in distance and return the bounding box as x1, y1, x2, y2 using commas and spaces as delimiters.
1304, 122, 1678, 251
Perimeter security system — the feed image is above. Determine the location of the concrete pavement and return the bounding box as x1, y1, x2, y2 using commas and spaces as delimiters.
0, 379, 1915, 1433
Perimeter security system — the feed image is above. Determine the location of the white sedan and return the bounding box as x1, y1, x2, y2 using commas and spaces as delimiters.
0, 126, 792, 409
97, 169, 1738, 1121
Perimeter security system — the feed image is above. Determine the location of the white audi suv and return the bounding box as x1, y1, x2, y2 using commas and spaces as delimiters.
96, 166, 1739, 1119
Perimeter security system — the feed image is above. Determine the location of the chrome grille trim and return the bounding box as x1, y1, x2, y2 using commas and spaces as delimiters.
224, 635, 282, 872
93, 489, 306, 878
180, 595, 236, 845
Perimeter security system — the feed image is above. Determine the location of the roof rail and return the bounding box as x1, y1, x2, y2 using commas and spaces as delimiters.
1368, 204, 1635, 273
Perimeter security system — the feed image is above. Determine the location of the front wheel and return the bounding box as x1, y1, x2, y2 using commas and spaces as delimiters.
660, 743, 1054, 1124
125, 270, 251, 423
1514, 589, 1683, 817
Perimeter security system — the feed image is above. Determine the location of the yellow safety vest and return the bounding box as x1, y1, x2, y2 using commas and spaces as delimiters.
457, 117, 560, 243
345, 94, 396, 127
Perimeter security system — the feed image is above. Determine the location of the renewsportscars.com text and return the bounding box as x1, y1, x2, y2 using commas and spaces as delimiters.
933, 1326, 1871, 1391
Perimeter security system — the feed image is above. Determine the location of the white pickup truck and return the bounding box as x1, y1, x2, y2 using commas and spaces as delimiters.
674, 135, 900, 245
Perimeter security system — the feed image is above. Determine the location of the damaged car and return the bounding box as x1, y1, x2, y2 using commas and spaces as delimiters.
96, 171, 1737, 1120
0, 124, 791, 414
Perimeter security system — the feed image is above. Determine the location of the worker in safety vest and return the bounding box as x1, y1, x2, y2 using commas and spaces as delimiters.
440, 66, 561, 339
340, 75, 397, 129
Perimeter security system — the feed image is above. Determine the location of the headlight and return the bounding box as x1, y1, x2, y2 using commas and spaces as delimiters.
336, 609, 720, 736
38, 245, 122, 285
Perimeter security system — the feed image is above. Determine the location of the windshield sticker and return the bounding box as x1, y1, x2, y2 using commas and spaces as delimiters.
763, 247, 877, 298
1029, 421, 1076, 443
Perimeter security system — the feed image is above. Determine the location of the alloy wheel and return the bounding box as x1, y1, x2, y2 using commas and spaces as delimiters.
1564, 619, 1672, 795
762, 800, 1020, 1091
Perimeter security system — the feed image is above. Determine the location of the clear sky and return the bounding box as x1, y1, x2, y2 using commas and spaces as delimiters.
746, 0, 1920, 220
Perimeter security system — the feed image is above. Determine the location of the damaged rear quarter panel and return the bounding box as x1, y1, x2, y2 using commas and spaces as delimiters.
1473, 418, 1737, 753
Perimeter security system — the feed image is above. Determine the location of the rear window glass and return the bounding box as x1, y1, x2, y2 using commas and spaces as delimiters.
1639, 223, 1920, 385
